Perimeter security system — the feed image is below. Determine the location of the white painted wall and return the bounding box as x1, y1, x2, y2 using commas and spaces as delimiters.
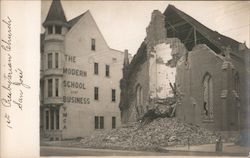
62, 11, 124, 138
149, 42, 176, 99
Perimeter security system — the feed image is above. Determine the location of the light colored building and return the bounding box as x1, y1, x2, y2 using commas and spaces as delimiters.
40, 0, 125, 140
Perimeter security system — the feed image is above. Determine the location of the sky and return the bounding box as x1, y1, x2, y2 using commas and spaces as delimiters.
41, 1, 250, 55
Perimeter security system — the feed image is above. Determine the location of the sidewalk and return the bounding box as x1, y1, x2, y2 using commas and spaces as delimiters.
163, 143, 250, 155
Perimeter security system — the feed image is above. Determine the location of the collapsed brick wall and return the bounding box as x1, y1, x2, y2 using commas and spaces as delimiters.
120, 9, 249, 133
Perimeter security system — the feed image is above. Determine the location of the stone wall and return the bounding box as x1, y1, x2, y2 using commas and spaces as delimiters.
176, 44, 248, 131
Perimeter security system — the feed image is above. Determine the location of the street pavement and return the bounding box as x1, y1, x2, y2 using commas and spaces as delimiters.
163, 143, 250, 156
40, 146, 169, 156
40, 145, 249, 157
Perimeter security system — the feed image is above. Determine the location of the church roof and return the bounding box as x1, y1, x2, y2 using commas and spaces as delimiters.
164, 5, 241, 53
126, 4, 247, 77
43, 0, 68, 27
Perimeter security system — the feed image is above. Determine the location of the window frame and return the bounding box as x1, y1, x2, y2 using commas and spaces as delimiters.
50, 109, 54, 130
106, 64, 110, 77
56, 109, 60, 130
112, 89, 116, 102
100, 116, 104, 129
94, 87, 99, 100
112, 116, 116, 129
48, 79, 53, 97
202, 73, 213, 121
55, 78, 59, 97
45, 110, 49, 130
48, 53, 53, 69
55, 25, 62, 34
94, 62, 98, 75
48, 25, 53, 34
91, 38, 96, 51
94, 116, 99, 129
55, 53, 59, 68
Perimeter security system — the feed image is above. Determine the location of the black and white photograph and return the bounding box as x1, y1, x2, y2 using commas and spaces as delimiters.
1, 0, 250, 157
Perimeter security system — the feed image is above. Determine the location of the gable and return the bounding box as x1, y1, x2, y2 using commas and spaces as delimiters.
65, 11, 110, 56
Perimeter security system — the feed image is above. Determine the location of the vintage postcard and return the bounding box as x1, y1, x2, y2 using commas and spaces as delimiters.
1, 0, 250, 157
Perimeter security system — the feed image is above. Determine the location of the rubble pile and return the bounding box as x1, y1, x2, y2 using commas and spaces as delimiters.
80, 118, 218, 150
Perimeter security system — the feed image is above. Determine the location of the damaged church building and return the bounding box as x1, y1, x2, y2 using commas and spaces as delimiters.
120, 5, 250, 132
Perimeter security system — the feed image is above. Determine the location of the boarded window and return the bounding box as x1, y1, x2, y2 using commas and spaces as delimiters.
48, 79, 53, 97
48, 53, 53, 69
91, 38, 96, 51
94, 63, 98, 75
112, 89, 116, 102
112, 117, 116, 129
106, 65, 110, 77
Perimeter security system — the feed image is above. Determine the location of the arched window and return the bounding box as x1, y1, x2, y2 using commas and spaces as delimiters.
202, 73, 213, 120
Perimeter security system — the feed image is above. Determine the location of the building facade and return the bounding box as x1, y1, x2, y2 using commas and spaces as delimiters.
40, 0, 125, 140
120, 5, 250, 132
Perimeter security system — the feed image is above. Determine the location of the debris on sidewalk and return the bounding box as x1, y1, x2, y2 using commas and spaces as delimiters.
80, 117, 219, 151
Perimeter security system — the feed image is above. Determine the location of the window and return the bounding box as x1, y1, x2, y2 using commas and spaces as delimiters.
94, 87, 99, 100
56, 109, 59, 130
91, 38, 96, 51
106, 65, 110, 77
94, 116, 104, 129
94, 63, 98, 75
51, 109, 54, 130
55, 79, 59, 97
45, 110, 49, 130
100, 116, 104, 129
112, 117, 116, 129
48, 79, 53, 97
55, 53, 59, 68
112, 89, 116, 102
55, 25, 62, 34
48, 26, 53, 34
95, 116, 99, 129
203, 73, 213, 120
48, 53, 53, 69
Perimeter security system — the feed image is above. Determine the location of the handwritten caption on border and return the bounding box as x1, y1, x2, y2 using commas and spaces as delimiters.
1, 16, 31, 129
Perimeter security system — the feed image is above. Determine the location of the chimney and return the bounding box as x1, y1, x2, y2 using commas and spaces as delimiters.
124, 49, 129, 66
146, 10, 166, 50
